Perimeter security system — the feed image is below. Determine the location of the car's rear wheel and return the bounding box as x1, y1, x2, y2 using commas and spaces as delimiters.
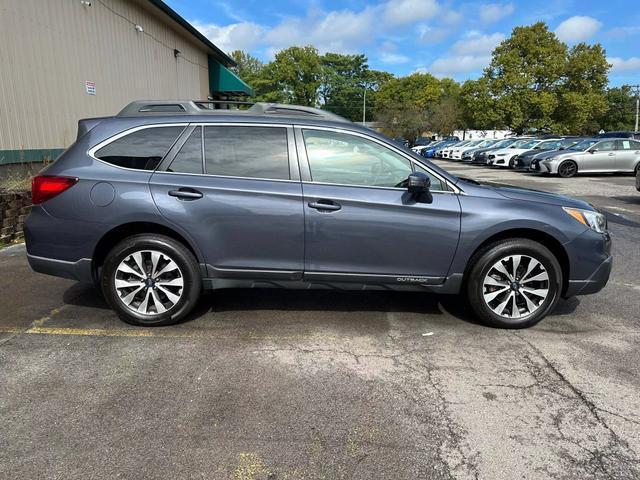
466, 239, 562, 329
101, 234, 201, 326
558, 160, 577, 178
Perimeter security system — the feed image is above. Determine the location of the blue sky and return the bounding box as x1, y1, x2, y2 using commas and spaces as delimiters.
166, 0, 640, 86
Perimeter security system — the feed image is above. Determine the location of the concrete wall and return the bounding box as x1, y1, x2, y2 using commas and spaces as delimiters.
0, 0, 211, 160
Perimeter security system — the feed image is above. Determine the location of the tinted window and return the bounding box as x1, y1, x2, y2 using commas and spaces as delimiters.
168, 127, 203, 174
95, 126, 184, 170
303, 129, 412, 188
204, 126, 289, 180
596, 140, 616, 151
616, 139, 640, 150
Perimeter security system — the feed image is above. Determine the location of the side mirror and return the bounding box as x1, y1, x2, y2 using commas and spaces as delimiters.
588, 148, 597, 153
407, 172, 431, 194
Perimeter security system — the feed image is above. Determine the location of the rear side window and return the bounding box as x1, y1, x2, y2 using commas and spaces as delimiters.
168, 127, 203, 174
204, 126, 289, 180
95, 126, 184, 170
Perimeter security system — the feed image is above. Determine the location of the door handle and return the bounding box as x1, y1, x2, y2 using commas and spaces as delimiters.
308, 200, 341, 212
168, 188, 203, 200
608, 153, 615, 156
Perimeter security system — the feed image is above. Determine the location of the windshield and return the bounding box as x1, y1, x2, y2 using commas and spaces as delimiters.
509, 139, 533, 148
491, 139, 515, 149
568, 139, 598, 151
538, 140, 563, 150
477, 139, 496, 147
519, 140, 541, 149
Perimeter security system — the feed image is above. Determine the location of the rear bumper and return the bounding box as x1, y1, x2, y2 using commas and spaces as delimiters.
27, 253, 93, 283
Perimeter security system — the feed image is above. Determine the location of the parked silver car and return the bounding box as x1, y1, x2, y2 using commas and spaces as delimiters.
536, 138, 640, 178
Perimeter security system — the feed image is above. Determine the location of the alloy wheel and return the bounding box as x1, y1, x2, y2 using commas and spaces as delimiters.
482, 254, 550, 319
114, 249, 184, 316
559, 162, 577, 177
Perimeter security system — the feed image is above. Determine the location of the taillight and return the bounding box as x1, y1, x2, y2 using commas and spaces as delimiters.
31, 175, 78, 205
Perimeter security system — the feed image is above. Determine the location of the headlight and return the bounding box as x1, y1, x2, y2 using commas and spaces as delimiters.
563, 207, 607, 233
496, 153, 506, 157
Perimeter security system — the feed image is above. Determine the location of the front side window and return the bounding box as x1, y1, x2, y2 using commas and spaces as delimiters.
204, 126, 289, 180
303, 129, 413, 188
95, 126, 184, 170
595, 140, 616, 151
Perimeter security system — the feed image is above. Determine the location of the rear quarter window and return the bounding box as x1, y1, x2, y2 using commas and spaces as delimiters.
95, 126, 185, 170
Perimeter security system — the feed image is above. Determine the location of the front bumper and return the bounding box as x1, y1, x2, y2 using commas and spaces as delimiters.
564, 255, 612, 297
563, 229, 612, 298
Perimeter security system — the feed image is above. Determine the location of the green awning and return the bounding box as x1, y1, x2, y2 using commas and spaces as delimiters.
208, 56, 253, 96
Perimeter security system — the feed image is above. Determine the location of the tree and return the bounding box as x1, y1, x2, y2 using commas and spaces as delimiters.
267, 46, 322, 106
460, 78, 499, 130
599, 87, 637, 131
375, 72, 443, 113
318, 53, 368, 121
485, 22, 567, 133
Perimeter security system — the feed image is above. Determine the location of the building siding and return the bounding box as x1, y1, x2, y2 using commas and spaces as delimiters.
0, 0, 211, 156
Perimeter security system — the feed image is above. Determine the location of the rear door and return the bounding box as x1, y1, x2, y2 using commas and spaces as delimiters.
150, 123, 304, 279
296, 126, 461, 282
615, 139, 640, 172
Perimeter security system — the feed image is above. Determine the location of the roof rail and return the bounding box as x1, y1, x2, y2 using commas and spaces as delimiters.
116, 100, 350, 123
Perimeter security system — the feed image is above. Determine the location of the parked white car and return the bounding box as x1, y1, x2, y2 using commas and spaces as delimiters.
442, 141, 470, 158
486, 138, 546, 167
450, 140, 484, 160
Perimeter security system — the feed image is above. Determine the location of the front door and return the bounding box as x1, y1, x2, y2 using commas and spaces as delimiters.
297, 127, 461, 283
150, 124, 304, 278
581, 140, 617, 172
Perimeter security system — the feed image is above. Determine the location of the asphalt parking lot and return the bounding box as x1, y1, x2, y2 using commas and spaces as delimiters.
2, 162, 640, 479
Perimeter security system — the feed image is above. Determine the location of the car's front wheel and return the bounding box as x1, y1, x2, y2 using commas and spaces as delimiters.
466, 239, 562, 328
101, 234, 202, 326
558, 160, 577, 178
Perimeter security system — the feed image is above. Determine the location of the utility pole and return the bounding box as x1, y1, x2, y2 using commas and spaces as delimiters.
362, 87, 367, 125
633, 85, 640, 132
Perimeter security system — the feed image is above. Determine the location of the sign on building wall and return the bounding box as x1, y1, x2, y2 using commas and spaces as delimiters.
85, 81, 96, 95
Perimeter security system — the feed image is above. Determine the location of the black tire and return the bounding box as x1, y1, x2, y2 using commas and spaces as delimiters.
101, 234, 201, 326
558, 160, 577, 178
508, 156, 516, 168
465, 239, 562, 329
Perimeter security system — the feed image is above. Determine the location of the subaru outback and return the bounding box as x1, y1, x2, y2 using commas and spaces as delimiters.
25, 100, 612, 329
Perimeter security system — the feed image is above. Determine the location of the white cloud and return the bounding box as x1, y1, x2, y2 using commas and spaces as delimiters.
609, 57, 640, 73
429, 55, 491, 76
264, 8, 377, 53
383, 0, 440, 26
478, 3, 515, 23
555, 16, 602, 43
191, 21, 263, 53
417, 25, 450, 44
451, 32, 505, 55
379, 52, 410, 64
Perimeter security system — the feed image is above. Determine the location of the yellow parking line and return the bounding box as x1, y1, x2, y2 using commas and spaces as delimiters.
0, 325, 341, 341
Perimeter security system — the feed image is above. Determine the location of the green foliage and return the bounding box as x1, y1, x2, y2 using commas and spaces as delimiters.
598, 87, 637, 131
481, 22, 610, 134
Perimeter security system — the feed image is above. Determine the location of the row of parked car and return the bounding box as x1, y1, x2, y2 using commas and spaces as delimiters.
412, 131, 640, 179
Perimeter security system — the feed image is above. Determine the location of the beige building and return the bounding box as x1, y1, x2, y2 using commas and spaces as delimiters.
0, 0, 251, 166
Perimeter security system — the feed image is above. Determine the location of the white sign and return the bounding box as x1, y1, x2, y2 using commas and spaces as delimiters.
85, 81, 96, 95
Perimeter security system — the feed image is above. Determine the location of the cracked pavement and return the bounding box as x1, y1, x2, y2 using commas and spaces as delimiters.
1, 165, 639, 479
